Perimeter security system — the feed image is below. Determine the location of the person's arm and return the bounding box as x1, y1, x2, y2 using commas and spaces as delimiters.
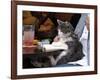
86, 15, 90, 32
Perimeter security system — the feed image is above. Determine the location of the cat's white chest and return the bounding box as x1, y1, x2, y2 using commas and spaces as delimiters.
58, 29, 66, 42
58, 29, 73, 42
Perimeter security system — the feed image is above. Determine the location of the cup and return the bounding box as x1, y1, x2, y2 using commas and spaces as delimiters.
23, 25, 35, 46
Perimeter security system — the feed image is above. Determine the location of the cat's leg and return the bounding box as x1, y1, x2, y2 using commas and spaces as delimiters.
48, 50, 68, 66
55, 50, 68, 64
48, 56, 57, 66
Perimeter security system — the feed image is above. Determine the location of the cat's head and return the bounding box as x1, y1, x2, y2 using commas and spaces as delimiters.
57, 20, 74, 34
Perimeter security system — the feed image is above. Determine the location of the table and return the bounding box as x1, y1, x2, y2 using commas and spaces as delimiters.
23, 45, 38, 54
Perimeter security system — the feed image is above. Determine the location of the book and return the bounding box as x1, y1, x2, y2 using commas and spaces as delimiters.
42, 42, 68, 52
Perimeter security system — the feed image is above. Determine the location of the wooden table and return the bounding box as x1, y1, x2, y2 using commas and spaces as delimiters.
23, 45, 38, 54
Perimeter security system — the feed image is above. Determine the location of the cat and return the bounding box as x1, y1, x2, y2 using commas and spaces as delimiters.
31, 20, 84, 68
48, 20, 85, 66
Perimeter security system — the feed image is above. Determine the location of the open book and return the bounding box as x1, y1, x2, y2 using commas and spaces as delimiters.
42, 42, 68, 52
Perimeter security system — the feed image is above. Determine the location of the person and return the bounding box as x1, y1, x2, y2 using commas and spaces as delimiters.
69, 14, 90, 66
35, 13, 58, 44
23, 12, 58, 68
79, 14, 90, 66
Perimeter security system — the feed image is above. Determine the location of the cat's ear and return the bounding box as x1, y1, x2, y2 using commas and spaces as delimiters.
65, 21, 74, 32
57, 19, 64, 25
65, 21, 69, 24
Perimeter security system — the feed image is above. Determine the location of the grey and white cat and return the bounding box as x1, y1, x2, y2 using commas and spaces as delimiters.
48, 20, 84, 66
31, 20, 84, 67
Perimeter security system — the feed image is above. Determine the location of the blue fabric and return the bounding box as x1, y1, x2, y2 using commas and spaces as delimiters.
74, 13, 90, 66
54, 63, 82, 67
87, 32, 90, 65
74, 14, 87, 39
